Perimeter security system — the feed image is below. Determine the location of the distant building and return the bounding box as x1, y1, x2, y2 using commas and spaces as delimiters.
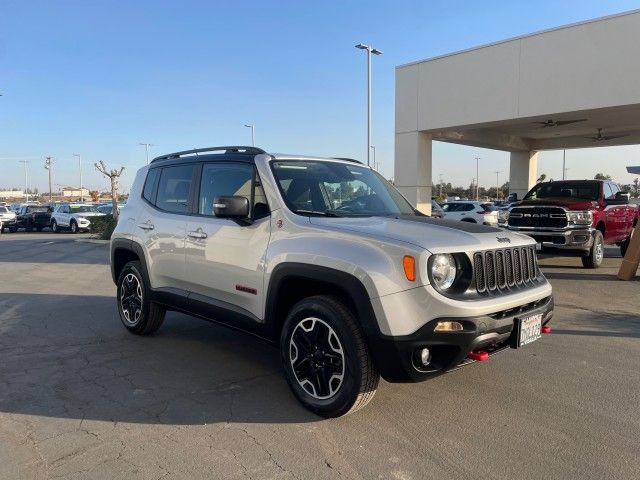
62, 187, 90, 198
0, 190, 26, 199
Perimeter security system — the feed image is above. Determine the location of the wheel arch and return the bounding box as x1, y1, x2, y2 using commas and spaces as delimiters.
111, 239, 148, 285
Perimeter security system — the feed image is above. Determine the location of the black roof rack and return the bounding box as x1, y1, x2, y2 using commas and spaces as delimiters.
332, 157, 363, 164
151, 146, 267, 163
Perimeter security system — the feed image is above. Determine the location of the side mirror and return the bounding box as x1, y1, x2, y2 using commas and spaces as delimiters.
213, 196, 250, 218
613, 192, 630, 204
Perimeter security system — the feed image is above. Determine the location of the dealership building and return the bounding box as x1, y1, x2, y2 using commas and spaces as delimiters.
394, 9, 640, 213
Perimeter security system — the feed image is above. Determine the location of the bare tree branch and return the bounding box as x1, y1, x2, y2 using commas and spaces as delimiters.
93, 161, 125, 219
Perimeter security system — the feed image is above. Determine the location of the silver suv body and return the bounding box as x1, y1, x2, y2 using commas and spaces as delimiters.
111, 146, 553, 417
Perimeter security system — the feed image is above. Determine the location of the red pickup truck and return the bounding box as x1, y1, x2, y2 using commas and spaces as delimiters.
502, 180, 639, 268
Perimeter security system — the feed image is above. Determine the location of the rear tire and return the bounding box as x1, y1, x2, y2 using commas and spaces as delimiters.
51, 220, 58, 233
280, 295, 379, 418
582, 230, 604, 268
116, 261, 165, 335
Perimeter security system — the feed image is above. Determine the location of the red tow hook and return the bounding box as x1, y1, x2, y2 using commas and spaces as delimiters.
541, 325, 551, 334
467, 350, 489, 362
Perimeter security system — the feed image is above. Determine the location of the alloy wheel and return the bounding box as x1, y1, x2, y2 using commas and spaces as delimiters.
289, 317, 345, 400
120, 273, 143, 325
595, 237, 604, 264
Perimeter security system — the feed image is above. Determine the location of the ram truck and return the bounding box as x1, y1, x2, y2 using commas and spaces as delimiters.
501, 180, 638, 268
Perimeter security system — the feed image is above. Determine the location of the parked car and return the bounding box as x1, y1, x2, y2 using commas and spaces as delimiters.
0, 206, 18, 232
16, 205, 53, 231
441, 201, 499, 225
110, 146, 553, 417
430, 200, 444, 218
96, 202, 125, 215
501, 180, 639, 268
50, 203, 106, 233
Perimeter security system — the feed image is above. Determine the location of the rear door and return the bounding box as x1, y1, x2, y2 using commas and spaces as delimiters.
185, 162, 271, 320
135, 164, 195, 290
603, 183, 623, 240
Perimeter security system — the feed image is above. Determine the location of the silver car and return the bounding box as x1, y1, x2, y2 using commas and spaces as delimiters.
110, 146, 553, 417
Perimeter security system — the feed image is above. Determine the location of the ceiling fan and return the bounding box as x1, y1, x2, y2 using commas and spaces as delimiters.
585, 128, 629, 142
533, 118, 588, 128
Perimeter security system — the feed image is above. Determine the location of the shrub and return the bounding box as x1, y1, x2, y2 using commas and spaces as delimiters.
90, 214, 117, 240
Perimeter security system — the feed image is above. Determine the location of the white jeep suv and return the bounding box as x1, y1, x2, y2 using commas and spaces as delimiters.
110, 146, 554, 417
51, 203, 106, 233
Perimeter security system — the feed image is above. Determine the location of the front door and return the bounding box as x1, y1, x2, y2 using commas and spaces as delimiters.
185, 162, 271, 320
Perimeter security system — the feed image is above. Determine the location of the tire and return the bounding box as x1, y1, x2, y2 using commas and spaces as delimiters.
10, 227, 17, 233
582, 230, 604, 268
70, 220, 78, 234
280, 295, 379, 418
51, 220, 58, 233
36, 226, 43, 232
461, 218, 476, 223
116, 261, 166, 335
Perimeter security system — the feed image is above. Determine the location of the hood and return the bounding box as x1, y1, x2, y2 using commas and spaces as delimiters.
308, 215, 534, 253
515, 197, 597, 210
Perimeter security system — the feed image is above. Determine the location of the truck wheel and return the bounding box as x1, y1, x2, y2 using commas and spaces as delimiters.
116, 261, 165, 335
280, 295, 379, 418
582, 230, 604, 268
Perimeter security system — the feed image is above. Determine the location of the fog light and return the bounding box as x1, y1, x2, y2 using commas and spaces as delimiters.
418, 348, 431, 367
434, 321, 464, 332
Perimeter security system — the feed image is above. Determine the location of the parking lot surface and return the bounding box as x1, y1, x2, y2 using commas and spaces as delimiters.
1, 233, 639, 479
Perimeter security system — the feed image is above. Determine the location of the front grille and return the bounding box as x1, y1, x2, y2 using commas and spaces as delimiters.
473, 245, 540, 294
508, 207, 567, 228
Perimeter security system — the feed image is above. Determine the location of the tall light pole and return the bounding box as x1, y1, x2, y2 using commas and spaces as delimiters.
370, 145, 377, 171
494, 170, 501, 200
474, 155, 480, 200
244, 124, 255, 146
73, 154, 83, 202
44, 157, 53, 202
140, 143, 154, 165
355, 43, 382, 166
439, 174, 444, 198
562, 149, 566, 180
18, 160, 29, 202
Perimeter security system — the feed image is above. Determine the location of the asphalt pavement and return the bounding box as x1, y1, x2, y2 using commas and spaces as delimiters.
0, 233, 639, 479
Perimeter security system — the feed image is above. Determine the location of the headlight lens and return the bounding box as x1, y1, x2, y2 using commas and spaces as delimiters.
566, 210, 592, 225
498, 210, 509, 223
430, 254, 457, 290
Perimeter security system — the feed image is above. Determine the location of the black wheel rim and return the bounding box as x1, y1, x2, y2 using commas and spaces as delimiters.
289, 317, 345, 400
120, 273, 143, 325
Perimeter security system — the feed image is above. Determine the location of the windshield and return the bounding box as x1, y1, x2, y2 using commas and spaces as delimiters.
0, 207, 8, 213
271, 160, 416, 217
70, 205, 99, 213
524, 182, 600, 201
27, 207, 49, 213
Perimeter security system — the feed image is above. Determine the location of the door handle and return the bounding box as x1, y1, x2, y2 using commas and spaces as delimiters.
187, 229, 207, 239
137, 222, 155, 231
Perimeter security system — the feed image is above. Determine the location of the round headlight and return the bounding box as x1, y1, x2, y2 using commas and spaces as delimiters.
430, 254, 457, 290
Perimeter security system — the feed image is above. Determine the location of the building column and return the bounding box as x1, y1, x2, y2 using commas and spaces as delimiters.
509, 151, 538, 200
394, 131, 432, 214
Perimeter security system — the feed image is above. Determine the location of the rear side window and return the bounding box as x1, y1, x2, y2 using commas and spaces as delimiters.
143, 168, 160, 203
156, 165, 195, 213
603, 183, 614, 200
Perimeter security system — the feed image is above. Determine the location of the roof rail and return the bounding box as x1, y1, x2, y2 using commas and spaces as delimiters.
332, 157, 363, 164
151, 146, 267, 163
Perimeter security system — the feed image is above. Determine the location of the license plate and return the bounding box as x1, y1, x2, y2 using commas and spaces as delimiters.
516, 313, 542, 347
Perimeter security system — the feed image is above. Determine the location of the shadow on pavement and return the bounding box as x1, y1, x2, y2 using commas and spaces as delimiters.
552, 310, 640, 339
0, 292, 317, 425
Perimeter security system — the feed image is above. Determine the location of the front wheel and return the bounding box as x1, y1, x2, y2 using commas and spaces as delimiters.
51, 220, 59, 233
70, 220, 78, 234
280, 296, 379, 418
117, 261, 166, 335
582, 230, 604, 268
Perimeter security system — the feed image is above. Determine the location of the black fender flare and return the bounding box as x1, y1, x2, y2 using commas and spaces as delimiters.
110, 239, 149, 285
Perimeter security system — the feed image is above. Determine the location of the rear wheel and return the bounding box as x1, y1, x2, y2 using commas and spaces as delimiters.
582, 230, 604, 268
51, 220, 59, 233
280, 295, 379, 417
117, 261, 165, 335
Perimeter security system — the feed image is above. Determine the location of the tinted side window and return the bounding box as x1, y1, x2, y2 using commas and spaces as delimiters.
463, 203, 475, 211
198, 163, 269, 219
156, 165, 195, 213
143, 168, 160, 203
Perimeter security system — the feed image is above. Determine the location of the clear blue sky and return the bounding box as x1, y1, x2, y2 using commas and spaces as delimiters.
1, 0, 639, 193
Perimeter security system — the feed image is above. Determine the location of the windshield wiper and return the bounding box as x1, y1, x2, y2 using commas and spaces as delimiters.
294, 209, 342, 217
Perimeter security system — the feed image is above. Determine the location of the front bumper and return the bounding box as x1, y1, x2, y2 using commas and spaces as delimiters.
505, 226, 594, 251
367, 295, 554, 382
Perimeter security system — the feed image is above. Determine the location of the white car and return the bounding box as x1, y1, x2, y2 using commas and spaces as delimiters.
0, 206, 18, 232
50, 203, 106, 233
441, 201, 499, 225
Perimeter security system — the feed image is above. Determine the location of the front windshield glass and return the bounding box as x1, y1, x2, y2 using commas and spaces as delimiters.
69, 205, 99, 213
271, 160, 416, 217
524, 182, 599, 201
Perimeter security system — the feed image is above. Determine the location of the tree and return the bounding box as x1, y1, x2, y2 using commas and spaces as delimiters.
95, 161, 125, 219
89, 190, 100, 202
633, 178, 640, 198
594, 173, 612, 180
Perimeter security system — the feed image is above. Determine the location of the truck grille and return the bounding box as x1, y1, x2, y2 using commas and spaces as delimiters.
473, 246, 540, 293
508, 207, 567, 228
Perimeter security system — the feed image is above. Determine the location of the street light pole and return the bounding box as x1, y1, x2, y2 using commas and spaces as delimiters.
475, 156, 480, 200
73, 154, 83, 201
439, 174, 444, 198
355, 43, 382, 166
139, 143, 154, 165
494, 170, 501, 200
244, 124, 255, 146
19, 160, 29, 202
562, 149, 566, 180
44, 157, 53, 202
370, 145, 376, 171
